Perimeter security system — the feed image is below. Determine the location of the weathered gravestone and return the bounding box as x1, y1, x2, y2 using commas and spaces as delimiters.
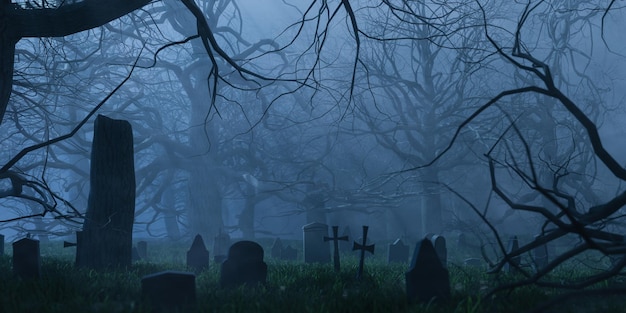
0, 233, 4, 255
388, 238, 409, 263
302, 222, 330, 263
353, 226, 375, 280
77, 115, 135, 269
324, 225, 348, 272
406, 239, 450, 304
281, 245, 298, 261
504, 235, 521, 273
220, 241, 267, 288
271, 237, 283, 259
427, 234, 447, 268
142, 271, 196, 313
187, 234, 210, 272
532, 235, 548, 270
213, 229, 230, 263
12, 238, 41, 280
137, 241, 148, 260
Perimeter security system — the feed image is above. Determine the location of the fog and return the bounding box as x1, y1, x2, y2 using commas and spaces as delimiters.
1, 0, 626, 267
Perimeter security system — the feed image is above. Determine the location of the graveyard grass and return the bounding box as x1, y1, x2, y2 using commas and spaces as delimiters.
1, 241, 626, 313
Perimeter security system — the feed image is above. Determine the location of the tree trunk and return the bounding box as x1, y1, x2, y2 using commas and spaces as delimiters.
77, 115, 135, 269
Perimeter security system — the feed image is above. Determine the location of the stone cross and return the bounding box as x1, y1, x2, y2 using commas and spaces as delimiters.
352, 225, 375, 279
324, 225, 348, 272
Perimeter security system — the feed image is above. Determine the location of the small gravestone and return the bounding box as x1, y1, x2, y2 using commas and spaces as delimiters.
187, 234, 209, 272
137, 241, 148, 260
132, 246, 142, 262
220, 241, 267, 288
406, 239, 450, 303
388, 238, 409, 263
340, 226, 352, 253
353, 226, 375, 279
324, 226, 349, 272
0, 234, 4, 255
302, 222, 330, 263
532, 235, 548, 270
504, 235, 521, 273
282, 245, 297, 260
12, 238, 41, 280
142, 271, 196, 313
427, 234, 447, 268
213, 229, 230, 263
271, 238, 283, 259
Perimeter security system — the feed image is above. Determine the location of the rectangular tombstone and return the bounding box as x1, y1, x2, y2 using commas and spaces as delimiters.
142, 271, 196, 313
388, 238, 409, 263
532, 235, 548, 270
281, 245, 297, 261
429, 234, 447, 268
271, 237, 283, 259
12, 238, 41, 280
213, 230, 230, 263
137, 241, 148, 260
504, 235, 521, 273
302, 222, 330, 263
406, 239, 450, 304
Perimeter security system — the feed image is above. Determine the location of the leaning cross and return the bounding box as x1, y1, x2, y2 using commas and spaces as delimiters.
352, 225, 375, 280
324, 225, 349, 272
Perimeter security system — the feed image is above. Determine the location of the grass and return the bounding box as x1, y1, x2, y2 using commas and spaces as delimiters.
1, 240, 626, 312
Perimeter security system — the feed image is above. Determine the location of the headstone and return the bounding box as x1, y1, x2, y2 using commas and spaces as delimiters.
353, 225, 375, 279
281, 245, 297, 261
406, 239, 450, 303
532, 235, 548, 270
324, 225, 348, 272
340, 226, 352, 253
187, 234, 210, 272
388, 238, 409, 263
0, 233, 4, 255
141, 271, 196, 313
12, 238, 41, 280
77, 115, 135, 269
302, 222, 330, 263
132, 246, 142, 262
271, 238, 283, 259
213, 229, 230, 263
504, 235, 521, 273
427, 234, 447, 268
137, 241, 148, 260
220, 241, 267, 288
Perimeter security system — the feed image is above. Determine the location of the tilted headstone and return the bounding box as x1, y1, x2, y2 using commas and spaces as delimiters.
77, 115, 135, 269
187, 234, 209, 272
532, 235, 548, 270
504, 235, 521, 273
271, 237, 283, 259
220, 241, 267, 288
427, 234, 447, 268
388, 238, 409, 263
324, 225, 348, 272
353, 226, 375, 280
302, 222, 330, 263
406, 239, 450, 303
142, 271, 196, 313
281, 245, 297, 261
0, 233, 4, 255
137, 241, 148, 260
12, 238, 41, 280
340, 226, 352, 253
213, 229, 230, 263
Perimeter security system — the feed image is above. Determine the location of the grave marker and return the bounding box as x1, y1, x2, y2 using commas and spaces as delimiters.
187, 234, 209, 272
302, 222, 330, 263
324, 225, 348, 272
271, 237, 283, 259
137, 241, 148, 260
353, 225, 375, 279
427, 234, 447, 268
0, 233, 4, 255
504, 235, 521, 273
141, 271, 196, 313
282, 245, 297, 261
220, 241, 267, 288
213, 229, 230, 263
406, 239, 450, 303
388, 238, 409, 263
532, 235, 548, 270
12, 238, 41, 280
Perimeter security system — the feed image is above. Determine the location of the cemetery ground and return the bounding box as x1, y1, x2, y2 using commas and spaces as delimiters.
1, 240, 626, 313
